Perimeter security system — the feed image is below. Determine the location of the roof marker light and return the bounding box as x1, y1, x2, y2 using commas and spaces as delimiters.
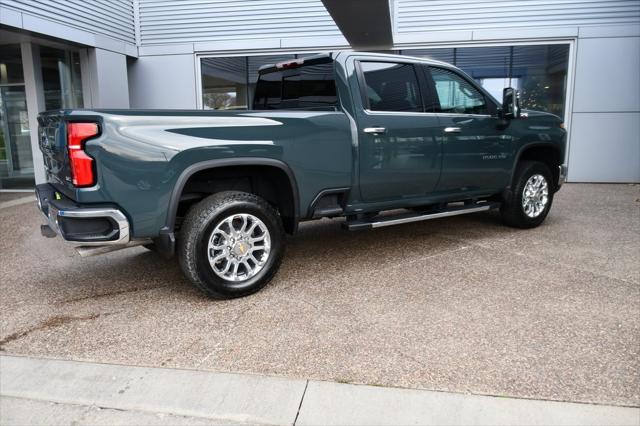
275, 58, 305, 70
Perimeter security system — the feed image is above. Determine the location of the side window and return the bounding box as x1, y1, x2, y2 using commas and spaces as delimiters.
360, 62, 422, 112
429, 67, 488, 115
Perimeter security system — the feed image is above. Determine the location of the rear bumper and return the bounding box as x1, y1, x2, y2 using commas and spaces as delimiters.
36, 184, 130, 246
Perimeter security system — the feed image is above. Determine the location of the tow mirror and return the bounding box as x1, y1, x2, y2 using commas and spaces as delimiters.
502, 87, 521, 119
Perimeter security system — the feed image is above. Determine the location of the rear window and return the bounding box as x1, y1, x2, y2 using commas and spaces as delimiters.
253, 60, 337, 110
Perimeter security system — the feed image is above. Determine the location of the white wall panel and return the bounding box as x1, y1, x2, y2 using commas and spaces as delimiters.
85, 49, 130, 108
128, 54, 197, 109
568, 113, 640, 182
568, 36, 639, 182
138, 0, 343, 45
573, 37, 640, 113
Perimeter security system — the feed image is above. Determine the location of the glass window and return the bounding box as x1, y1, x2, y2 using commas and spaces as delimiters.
0, 44, 33, 189
401, 48, 455, 64
406, 44, 570, 118
39, 46, 83, 110
429, 67, 488, 115
201, 57, 248, 110
512, 44, 569, 117
247, 54, 295, 106
253, 59, 337, 110
359, 62, 422, 112
0, 44, 24, 85
456, 46, 511, 80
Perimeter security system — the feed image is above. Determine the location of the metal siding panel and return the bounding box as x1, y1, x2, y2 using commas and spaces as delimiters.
2, 0, 135, 44
573, 36, 640, 112
138, 0, 342, 45
395, 0, 640, 33
568, 112, 640, 182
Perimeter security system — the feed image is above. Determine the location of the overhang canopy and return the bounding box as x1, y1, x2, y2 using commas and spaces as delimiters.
321, 0, 393, 50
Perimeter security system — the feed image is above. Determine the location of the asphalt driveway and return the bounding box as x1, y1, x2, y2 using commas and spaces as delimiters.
0, 184, 638, 407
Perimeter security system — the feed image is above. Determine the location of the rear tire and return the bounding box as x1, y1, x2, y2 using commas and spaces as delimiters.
178, 191, 285, 299
501, 161, 554, 229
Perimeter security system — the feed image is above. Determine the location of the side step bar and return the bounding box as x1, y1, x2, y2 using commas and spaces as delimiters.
75, 239, 152, 257
345, 202, 500, 231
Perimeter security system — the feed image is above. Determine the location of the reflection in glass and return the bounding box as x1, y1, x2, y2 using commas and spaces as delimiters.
403, 48, 455, 64
0, 44, 34, 189
513, 45, 569, 117
430, 67, 488, 115
247, 55, 295, 106
40, 46, 84, 110
402, 44, 570, 118
0, 44, 24, 85
201, 57, 248, 110
0, 85, 33, 189
360, 62, 422, 112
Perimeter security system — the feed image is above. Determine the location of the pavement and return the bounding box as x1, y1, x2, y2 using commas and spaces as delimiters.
0, 183, 639, 413
0, 192, 33, 203
0, 192, 35, 208
1, 355, 638, 425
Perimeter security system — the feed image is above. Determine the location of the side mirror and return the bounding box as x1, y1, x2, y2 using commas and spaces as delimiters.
502, 87, 521, 119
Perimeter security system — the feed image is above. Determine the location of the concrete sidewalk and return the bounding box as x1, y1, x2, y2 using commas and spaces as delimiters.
1, 356, 638, 426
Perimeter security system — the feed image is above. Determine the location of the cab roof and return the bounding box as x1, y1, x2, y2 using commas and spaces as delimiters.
257, 51, 456, 75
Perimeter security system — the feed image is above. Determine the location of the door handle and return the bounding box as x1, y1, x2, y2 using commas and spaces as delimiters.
363, 127, 386, 134
444, 127, 462, 133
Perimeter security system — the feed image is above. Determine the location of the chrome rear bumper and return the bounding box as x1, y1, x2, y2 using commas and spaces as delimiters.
36, 184, 130, 246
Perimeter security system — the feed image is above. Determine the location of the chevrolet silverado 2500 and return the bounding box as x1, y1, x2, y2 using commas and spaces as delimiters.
36, 52, 567, 298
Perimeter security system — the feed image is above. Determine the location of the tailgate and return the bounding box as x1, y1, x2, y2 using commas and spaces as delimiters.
37, 113, 73, 194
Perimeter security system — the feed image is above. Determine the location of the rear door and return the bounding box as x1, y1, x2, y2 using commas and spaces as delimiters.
424, 66, 513, 192
355, 60, 442, 202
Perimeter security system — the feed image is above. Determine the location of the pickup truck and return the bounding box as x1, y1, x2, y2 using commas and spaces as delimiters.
36, 52, 567, 299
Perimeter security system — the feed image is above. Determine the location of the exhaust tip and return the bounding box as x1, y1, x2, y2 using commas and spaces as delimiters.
40, 224, 57, 238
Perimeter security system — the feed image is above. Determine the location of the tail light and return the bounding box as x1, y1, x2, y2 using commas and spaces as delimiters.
67, 122, 99, 187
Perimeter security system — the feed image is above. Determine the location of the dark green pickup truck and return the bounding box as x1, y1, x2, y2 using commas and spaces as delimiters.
36, 52, 567, 298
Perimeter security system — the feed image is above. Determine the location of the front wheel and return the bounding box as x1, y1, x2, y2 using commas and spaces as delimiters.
178, 191, 285, 299
501, 161, 554, 229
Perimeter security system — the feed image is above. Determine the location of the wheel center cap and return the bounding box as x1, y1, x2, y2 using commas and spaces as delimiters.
232, 242, 249, 257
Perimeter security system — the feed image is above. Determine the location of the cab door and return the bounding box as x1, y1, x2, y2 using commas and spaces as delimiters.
355, 60, 442, 203
425, 66, 514, 192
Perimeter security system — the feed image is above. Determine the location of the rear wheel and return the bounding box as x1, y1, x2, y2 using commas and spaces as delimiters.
178, 191, 285, 299
501, 161, 554, 229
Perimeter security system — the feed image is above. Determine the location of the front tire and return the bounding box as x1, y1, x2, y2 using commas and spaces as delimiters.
501, 161, 554, 229
178, 191, 285, 299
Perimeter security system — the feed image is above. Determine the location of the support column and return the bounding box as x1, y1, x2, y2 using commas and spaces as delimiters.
82, 48, 130, 108
20, 42, 46, 185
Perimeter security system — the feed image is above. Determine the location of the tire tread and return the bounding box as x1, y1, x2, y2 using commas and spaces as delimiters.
178, 191, 284, 298
501, 160, 554, 229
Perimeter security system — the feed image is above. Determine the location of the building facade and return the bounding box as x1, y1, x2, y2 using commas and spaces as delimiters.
1, 0, 638, 190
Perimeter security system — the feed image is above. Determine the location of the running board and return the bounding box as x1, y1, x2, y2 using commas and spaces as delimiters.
75, 239, 152, 257
345, 202, 500, 231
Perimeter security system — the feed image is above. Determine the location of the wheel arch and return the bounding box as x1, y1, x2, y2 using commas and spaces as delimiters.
164, 158, 300, 236
511, 143, 563, 191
